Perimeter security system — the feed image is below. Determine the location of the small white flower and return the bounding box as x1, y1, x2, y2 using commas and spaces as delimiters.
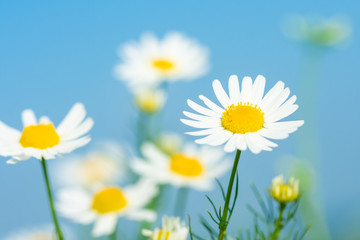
181, 75, 304, 154
0, 103, 93, 163
57, 180, 158, 237
3, 225, 57, 240
142, 216, 188, 240
114, 32, 209, 89
54, 141, 127, 188
134, 87, 166, 114
132, 142, 231, 191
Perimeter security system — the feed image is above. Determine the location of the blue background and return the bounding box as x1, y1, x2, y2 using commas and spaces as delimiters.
0, 0, 359, 239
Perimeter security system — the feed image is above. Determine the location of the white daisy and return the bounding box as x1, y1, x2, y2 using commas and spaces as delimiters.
54, 141, 127, 188
2, 226, 54, 240
132, 142, 231, 191
0, 103, 93, 163
56, 180, 158, 237
134, 87, 167, 114
142, 216, 188, 240
114, 32, 209, 89
181, 75, 304, 154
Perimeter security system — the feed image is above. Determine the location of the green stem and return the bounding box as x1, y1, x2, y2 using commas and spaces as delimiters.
218, 150, 241, 240
109, 226, 117, 240
174, 187, 189, 216
271, 203, 286, 240
40, 157, 64, 240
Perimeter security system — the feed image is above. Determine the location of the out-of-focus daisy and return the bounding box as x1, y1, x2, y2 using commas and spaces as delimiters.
155, 132, 183, 156
3, 227, 54, 240
270, 175, 299, 204
54, 141, 127, 188
57, 180, 158, 237
142, 216, 188, 240
132, 142, 231, 191
115, 32, 209, 89
0, 103, 93, 163
283, 15, 351, 47
134, 88, 166, 114
181, 75, 304, 154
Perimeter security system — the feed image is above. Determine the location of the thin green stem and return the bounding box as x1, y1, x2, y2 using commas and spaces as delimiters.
40, 157, 64, 240
174, 187, 189, 216
271, 203, 286, 240
109, 226, 117, 240
218, 150, 241, 240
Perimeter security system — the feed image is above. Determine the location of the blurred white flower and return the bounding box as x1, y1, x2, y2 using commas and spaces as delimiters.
114, 32, 210, 89
283, 15, 351, 47
2, 225, 73, 240
142, 216, 188, 240
155, 132, 183, 156
54, 141, 127, 188
3, 226, 54, 240
132, 142, 231, 191
134, 88, 166, 114
0, 103, 93, 163
57, 180, 158, 237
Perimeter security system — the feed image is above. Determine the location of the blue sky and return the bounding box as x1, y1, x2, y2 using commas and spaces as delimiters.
0, 0, 359, 238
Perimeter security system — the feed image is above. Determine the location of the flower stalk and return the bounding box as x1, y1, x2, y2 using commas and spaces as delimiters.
271, 203, 286, 240
218, 150, 241, 240
40, 157, 64, 240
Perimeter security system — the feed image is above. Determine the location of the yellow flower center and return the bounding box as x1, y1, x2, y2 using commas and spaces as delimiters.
156, 230, 170, 240
271, 184, 298, 203
152, 59, 174, 72
169, 154, 203, 177
19, 124, 60, 149
91, 187, 127, 214
221, 103, 264, 134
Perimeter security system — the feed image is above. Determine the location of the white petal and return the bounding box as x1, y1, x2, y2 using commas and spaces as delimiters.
244, 133, 263, 154
60, 118, 94, 141
22, 109, 37, 127
265, 87, 290, 113
195, 130, 232, 146
0, 121, 21, 141
39, 116, 51, 124
223, 134, 238, 152
266, 104, 299, 123
240, 76, 253, 102
183, 111, 217, 122
92, 215, 118, 237
260, 81, 285, 109
57, 103, 86, 135
185, 127, 224, 136
228, 75, 241, 103
258, 128, 289, 140
251, 75, 266, 104
187, 99, 219, 117
212, 80, 231, 108
235, 134, 247, 151
198, 95, 224, 114
180, 119, 221, 129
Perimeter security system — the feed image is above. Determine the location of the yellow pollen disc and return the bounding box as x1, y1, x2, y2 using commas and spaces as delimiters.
156, 230, 170, 240
92, 187, 127, 214
152, 59, 174, 72
169, 154, 203, 177
19, 124, 60, 149
221, 102, 264, 134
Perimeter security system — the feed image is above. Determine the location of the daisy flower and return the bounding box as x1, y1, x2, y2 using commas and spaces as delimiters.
54, 141, 127, 188
57, 180, 158, 237
131, 142, 231, 191
181, 75, 304, 154
134, 87, 166, 114
114, 32, 209, 89
142, 216, 188, 240
0, 103, 93, 163
270, 175, 300, 204
2, 226, 54, 240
